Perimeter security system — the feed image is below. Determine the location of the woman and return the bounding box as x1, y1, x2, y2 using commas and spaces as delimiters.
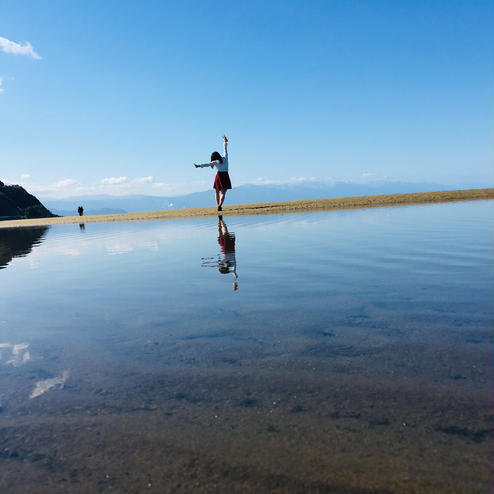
194, 135, 231, 211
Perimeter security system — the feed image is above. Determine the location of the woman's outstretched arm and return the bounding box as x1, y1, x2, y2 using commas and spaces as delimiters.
194, 162, 216, 168
223, 135, 228, 159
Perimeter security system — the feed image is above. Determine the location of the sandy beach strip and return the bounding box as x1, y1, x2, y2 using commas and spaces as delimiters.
1, 187, 492, 229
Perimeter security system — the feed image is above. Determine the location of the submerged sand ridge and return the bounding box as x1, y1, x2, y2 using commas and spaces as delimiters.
1, 337, 492, 494
0, 188, 492, 228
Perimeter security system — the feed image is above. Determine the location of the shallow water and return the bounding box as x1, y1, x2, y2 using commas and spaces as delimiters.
0, 201, 493, 493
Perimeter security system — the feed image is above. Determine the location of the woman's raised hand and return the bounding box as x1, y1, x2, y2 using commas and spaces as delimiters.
223, 135, 228, 143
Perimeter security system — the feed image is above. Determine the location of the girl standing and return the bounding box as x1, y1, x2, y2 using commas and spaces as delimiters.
194, 136, 231, 211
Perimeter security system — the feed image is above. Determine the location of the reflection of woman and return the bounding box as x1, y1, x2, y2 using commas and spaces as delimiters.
217, 217, 238, 290
194, 136, 231, 212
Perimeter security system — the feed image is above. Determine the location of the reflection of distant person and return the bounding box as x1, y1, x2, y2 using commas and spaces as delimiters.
217, 217, 238, 290
77, 206, 84, 216
79, 223, 85, 231
194, 135, 232, 212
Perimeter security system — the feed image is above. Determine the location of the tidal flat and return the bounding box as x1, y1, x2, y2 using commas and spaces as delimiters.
0, 188, 492, 229
0, 200, 492, 493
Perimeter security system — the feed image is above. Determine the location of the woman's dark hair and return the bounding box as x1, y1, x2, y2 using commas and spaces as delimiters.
211, 151, 223, 163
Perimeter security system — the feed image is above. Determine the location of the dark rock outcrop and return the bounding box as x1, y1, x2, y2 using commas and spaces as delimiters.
0, 184, 56, 220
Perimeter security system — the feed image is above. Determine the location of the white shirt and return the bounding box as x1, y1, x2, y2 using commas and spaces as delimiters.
197, 141, 229, 172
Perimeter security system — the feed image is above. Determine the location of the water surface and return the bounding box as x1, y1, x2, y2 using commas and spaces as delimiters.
0, 201, 493, 493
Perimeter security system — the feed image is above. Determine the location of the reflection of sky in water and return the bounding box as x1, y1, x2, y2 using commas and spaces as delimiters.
0, 200, 492, 493
0, 341, 67, 399
0, 200, 492, 374
30, 370, 69, 399
0, 342, 31, 366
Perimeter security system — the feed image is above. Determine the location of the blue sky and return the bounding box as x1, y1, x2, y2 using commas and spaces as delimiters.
1, 0, 492, 198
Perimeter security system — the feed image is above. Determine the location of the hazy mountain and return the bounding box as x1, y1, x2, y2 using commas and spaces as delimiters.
43, 181, 467, 216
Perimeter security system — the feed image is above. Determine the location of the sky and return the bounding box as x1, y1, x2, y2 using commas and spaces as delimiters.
0, 0, 492, 198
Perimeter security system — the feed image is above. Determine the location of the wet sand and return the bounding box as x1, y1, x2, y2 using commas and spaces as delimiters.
1, 303, 493, 493
1, 335, 492, 494
1, 187, 492, 228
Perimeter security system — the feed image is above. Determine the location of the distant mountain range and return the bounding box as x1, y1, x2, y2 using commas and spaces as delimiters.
41, 181, 481, 216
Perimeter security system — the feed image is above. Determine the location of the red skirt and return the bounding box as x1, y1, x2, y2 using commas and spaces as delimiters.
213, 171, 232, 191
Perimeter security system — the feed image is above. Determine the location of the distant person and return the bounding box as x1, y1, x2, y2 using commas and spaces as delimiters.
77, 206, 84, 216
194, 135, 231, 212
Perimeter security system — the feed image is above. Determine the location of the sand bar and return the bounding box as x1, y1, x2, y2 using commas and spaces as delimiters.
1, 187, 492, 229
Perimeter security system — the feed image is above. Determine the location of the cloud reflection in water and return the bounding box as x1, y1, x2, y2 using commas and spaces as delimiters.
0, 342, 31, 366
30, 370, 69, 399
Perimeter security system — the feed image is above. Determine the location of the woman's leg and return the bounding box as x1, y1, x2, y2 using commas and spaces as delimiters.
219, 189, 227, 207
215, 188, 220, 206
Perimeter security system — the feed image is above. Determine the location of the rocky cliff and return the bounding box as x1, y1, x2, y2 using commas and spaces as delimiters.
0, 182, 56, 219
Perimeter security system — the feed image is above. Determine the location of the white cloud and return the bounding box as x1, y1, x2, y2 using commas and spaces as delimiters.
0, 36, 41, 59
101, 176, 128, 185
289, 176, 317, 183
13, 175, 209, 199
16, 177, 80, 197
152, 182, 167, 189
252, 176, 318, 185
360, 172, 388, 181
56, 178, 77, 187
135, 176, 154, 183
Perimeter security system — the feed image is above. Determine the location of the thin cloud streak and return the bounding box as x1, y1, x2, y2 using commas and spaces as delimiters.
101, 176, 128, 185
360, 172, 389, 181
251, 176, 318, 186
7, 175, 210, 198
135, 176, 154, 183
8, 177, 81, 197
1, 174, 403, 199
0, 36, 41, 59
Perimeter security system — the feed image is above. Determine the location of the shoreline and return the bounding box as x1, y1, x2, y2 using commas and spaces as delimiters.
1, 187, 492, 228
